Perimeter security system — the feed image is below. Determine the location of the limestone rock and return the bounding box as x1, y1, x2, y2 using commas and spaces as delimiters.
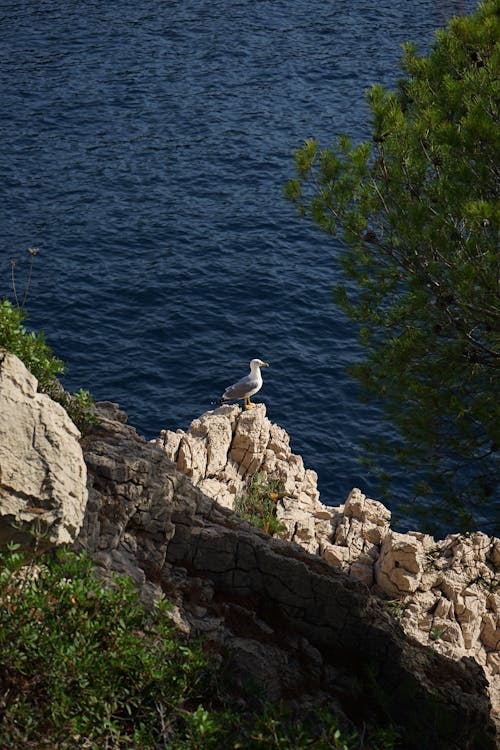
154, 404, 325, 548
77, 402, 496, 748
395, 532, 500, 728
344, 486, 391, 526
153, 405, 500, 731
0, 350, 87, 547
322, 542, 350, 567
375, 531, 425, 594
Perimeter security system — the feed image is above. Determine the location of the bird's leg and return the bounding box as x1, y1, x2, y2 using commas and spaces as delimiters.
245, 397, 254, 411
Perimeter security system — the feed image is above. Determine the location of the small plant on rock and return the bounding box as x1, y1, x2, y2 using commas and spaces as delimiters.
387, 599, 407, 620
57, 387, 99, 432
430, 628, 444, 641
235, 472, 286, 535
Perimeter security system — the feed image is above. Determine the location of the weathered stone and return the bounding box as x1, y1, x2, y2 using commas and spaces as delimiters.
434, 595, 454, 619
349, 553, 375, 587
159, 429, 182, 462
344, 487, 391, 527
435, 620, 465, 650
489, 539, 500, 568
0, 350, 87, 547
487, 651, 500, 676
322, 543, 350, 567
153, 404, 325, 551
76, 402, 497, 748
152, 402, 500, 732
177, 434, 207, 484
482, 612, 500, 651
375, 531, 425, 595
230, 406, 270, 476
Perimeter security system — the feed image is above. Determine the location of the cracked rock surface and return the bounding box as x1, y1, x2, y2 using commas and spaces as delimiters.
75, 402, 496, 749
154, 403, 500, 732
0, 350, 87, 546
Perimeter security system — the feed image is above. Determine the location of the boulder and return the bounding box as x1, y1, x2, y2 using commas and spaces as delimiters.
375, 531, 425, 594
0, 350, 87, 547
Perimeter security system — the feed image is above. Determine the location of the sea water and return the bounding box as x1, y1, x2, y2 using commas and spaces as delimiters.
1, 0, 484, 535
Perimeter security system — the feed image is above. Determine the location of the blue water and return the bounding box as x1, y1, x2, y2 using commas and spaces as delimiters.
1, 0, 482, 534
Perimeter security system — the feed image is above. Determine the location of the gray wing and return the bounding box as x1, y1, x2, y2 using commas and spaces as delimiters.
222, 374, 258, 400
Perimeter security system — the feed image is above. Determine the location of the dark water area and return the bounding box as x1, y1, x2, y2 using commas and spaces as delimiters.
1, 0, 485, 535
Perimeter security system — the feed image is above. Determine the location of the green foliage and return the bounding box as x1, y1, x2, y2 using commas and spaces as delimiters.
430, 628, 444, 641
234, 705, 360, 749
58, 388, 99, 432
368, 726, 401, 750
235, 472, 286, 535
286, 1, 500, 531
0, 546, 224, 749
0, 299, 64, 395
386, 599, 407, 620
0, 547, 392, 750
0, 299, 97, 432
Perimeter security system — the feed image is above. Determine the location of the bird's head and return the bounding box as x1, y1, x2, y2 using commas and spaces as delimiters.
251, 358, 269, 368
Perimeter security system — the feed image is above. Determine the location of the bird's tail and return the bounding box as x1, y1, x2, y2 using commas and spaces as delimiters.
210, 398, 225, 405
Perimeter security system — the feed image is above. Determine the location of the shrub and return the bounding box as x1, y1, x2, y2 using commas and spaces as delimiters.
0, 546, 230, 748
0, 299, 64, 395
235, 472, 286, 535
0, 299, 96, 431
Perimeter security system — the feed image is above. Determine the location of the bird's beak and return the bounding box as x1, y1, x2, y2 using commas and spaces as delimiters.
262, 362, 269, 367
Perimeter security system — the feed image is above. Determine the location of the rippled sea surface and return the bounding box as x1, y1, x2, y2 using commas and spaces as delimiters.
1, 1, 480, 533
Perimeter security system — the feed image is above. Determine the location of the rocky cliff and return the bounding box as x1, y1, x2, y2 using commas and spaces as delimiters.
154, 403, 500, 731
73, 401, 495, 748
0, 351, 498, 748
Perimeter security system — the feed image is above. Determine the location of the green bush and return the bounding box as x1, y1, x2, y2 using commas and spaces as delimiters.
0, 300, 96, 431
0, 299, 64, 395
0, 547, 396, 749
0, 546, 230, 748
233, 705, 361, 749
235, 472, 286, 535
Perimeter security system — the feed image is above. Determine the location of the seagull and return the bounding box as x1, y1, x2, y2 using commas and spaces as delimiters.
215, 358, 269, 410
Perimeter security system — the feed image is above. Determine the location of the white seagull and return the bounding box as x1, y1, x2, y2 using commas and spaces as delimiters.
216, 358, 269, 410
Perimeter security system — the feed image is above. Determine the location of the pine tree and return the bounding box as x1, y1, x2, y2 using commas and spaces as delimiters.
285, 0, 499, 532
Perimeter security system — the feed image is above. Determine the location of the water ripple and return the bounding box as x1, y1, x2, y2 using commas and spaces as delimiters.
0, 0, 478, 533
